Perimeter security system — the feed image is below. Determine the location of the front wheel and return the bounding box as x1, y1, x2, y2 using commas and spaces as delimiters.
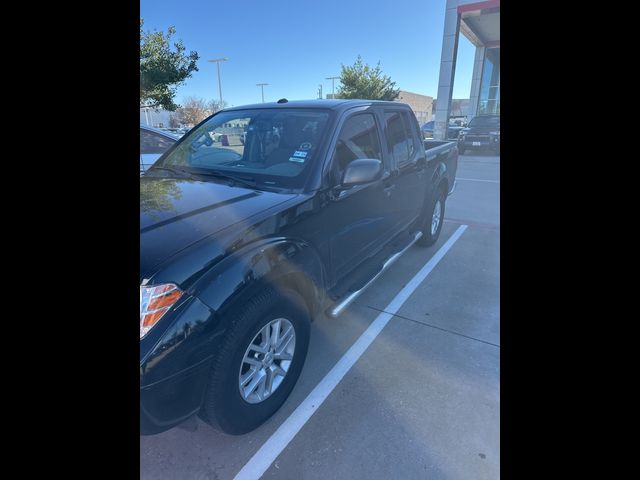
416, 188, 446, 247
199, 287, 310, 434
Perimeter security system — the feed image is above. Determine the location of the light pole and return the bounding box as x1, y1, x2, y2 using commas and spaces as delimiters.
256, 83, 269, 103
326, 76, 340, 98
208, 58, 228, 106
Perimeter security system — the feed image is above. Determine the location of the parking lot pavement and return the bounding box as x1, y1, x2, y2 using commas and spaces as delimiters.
140, 154, 500, 480
445, 153, 500, 228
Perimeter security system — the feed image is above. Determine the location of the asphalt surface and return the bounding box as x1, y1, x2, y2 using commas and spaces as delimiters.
140, 152, 500, 480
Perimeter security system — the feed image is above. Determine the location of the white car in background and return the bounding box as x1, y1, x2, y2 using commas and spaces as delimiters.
140, 125, 178, 174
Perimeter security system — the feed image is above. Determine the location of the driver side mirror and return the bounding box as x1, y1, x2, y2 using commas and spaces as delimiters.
341, 158, 383, 188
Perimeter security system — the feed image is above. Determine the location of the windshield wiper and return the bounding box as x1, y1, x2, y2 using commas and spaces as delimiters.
188, 169, 258, 189
147, 166, 196, 179
150, 166, 263, 190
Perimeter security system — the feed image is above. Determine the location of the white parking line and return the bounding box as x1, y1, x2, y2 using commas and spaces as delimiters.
456, 177, 500, 183
233, 225, 468, 480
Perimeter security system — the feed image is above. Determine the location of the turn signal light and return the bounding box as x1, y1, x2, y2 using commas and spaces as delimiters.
140, 283, 183, 339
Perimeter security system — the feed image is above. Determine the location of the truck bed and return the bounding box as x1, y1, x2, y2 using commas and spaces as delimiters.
424, 139, 456, 155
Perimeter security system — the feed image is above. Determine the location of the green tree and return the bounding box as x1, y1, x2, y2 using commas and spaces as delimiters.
140, 19, 199, 111
336, 55, 400, 101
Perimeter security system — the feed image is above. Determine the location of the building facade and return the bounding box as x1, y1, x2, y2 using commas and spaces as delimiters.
328, 91, 433, 125
434, 0, 500, 140
432, 98, 471, 121
395, 90, 434, 125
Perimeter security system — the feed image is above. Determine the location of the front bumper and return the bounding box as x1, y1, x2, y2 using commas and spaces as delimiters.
459, 137, 500, 149
140, 295, 221, 435
140, 357, 214, 435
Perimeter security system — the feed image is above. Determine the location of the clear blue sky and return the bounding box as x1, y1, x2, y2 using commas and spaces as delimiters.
140, 0, 475, 107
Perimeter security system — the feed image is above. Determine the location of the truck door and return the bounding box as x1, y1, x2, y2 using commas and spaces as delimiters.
383, 109, 427, 231
323, 111, 396, 282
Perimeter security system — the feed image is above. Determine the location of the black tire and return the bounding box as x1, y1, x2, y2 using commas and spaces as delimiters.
416, 187, 446, 247
199, 287, 311, 434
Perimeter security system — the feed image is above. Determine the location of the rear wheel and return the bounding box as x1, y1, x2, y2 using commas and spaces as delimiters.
199, 287, 310, 434
416, 187, 446, 247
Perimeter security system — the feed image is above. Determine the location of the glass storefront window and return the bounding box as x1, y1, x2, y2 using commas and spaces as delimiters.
478, 47, 500, 115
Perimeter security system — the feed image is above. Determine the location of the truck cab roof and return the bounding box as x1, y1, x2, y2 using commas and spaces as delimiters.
223, 99, 411, 113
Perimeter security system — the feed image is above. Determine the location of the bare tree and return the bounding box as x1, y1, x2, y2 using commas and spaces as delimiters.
173, 97, 229, 127
207, 99, 228, 114
175, 96, 211, 127
168, 113, 181, 128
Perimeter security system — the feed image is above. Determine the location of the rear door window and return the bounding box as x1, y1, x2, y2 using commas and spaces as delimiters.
401, 111, 420, 158
385, 111, 413, 167
140, 129, 175, 154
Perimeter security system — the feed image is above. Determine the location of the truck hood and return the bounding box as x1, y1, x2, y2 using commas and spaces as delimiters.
140, 176, 297, 278
461, 126, 500, 134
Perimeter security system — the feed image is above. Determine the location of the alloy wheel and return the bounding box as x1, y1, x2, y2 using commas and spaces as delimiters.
238, 318, 296, 404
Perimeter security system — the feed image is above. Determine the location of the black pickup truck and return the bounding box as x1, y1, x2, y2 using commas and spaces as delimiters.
140, 99, 458, 435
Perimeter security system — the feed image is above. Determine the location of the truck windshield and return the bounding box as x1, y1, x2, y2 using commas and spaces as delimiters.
153, 108, 331, 190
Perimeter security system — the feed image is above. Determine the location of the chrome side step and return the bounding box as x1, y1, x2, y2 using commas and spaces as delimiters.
328, 231, 423, 318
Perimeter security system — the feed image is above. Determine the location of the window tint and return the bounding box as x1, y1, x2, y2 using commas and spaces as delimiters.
155, 109, 331, 189
402, 112, 417, 159
140, 129, 176, 154
334, 113, 381, 173
385, 111, 412, 166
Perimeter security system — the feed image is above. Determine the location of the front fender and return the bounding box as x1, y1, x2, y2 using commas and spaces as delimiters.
190, 237, 327, 319
139, 237, 326, 433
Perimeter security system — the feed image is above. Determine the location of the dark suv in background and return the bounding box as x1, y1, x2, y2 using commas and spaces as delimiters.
457, 115, 500, 155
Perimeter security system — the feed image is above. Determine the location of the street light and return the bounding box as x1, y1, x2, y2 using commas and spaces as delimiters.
208, 58, 228, 106
326, 76, 340, 98
256, 83, 269, 103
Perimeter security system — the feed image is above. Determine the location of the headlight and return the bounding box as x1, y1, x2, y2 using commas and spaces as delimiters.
140, 283, 183, 339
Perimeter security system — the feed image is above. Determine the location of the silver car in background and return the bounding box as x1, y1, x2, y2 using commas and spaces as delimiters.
140, 125, 179, 174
